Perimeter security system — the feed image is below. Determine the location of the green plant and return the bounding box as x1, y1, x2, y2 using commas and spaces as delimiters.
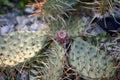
0, 0, 119, 79
49, 15, 85, 39
42, 0, 77, 15
0, 0, 14, 7
37, 0, 77, 23
0, 0, 28, 14
0, 27, 49, 67
68, 37, 116, 79
40, 40, 65, 80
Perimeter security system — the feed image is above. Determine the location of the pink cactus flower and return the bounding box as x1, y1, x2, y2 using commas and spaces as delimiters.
56, 30, 68, 43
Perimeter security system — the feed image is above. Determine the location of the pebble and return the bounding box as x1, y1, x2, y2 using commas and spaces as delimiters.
0, 25, 9, 35
24, 6, 35, 14
29, 22, 39, 31
29, 76, 36, 80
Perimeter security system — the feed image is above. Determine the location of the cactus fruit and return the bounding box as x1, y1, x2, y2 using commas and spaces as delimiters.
68, 37, 116, 79
0, 28, 49, 67
56, 30, 69, 43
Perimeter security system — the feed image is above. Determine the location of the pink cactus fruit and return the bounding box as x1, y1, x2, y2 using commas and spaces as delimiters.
56, 30, 69, 43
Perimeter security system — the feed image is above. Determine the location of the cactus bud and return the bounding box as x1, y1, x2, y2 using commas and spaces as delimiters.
56, 30, 68, 43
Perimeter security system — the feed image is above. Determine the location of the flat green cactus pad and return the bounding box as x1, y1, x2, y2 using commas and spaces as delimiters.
41, 41, 65, 80
0, 30, 48, 67
68, 37, 116, 79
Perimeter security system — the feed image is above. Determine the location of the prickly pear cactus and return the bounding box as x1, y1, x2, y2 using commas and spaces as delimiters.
42, 41, 65, 80
0, 28, 49, 67
68, 37, 116, 79
43, 0, 77, 14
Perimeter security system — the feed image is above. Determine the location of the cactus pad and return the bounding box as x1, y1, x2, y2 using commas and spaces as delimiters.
42, 41, 65, 80
68, 37, 116, 79
0, 29, 48, 67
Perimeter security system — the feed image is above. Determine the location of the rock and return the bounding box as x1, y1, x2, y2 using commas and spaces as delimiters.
0, 18, 9, 25
85, 23, 105, 35
5, 8, 20, 18
16, 16, 29, 25
0, 25, 9, 35
15, 25, 28, 31
0, 8, 49, 36
24, 6, 35, 14
29, 76, 36, 80
29, 22, 39, 31
92, 17, 120, 36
